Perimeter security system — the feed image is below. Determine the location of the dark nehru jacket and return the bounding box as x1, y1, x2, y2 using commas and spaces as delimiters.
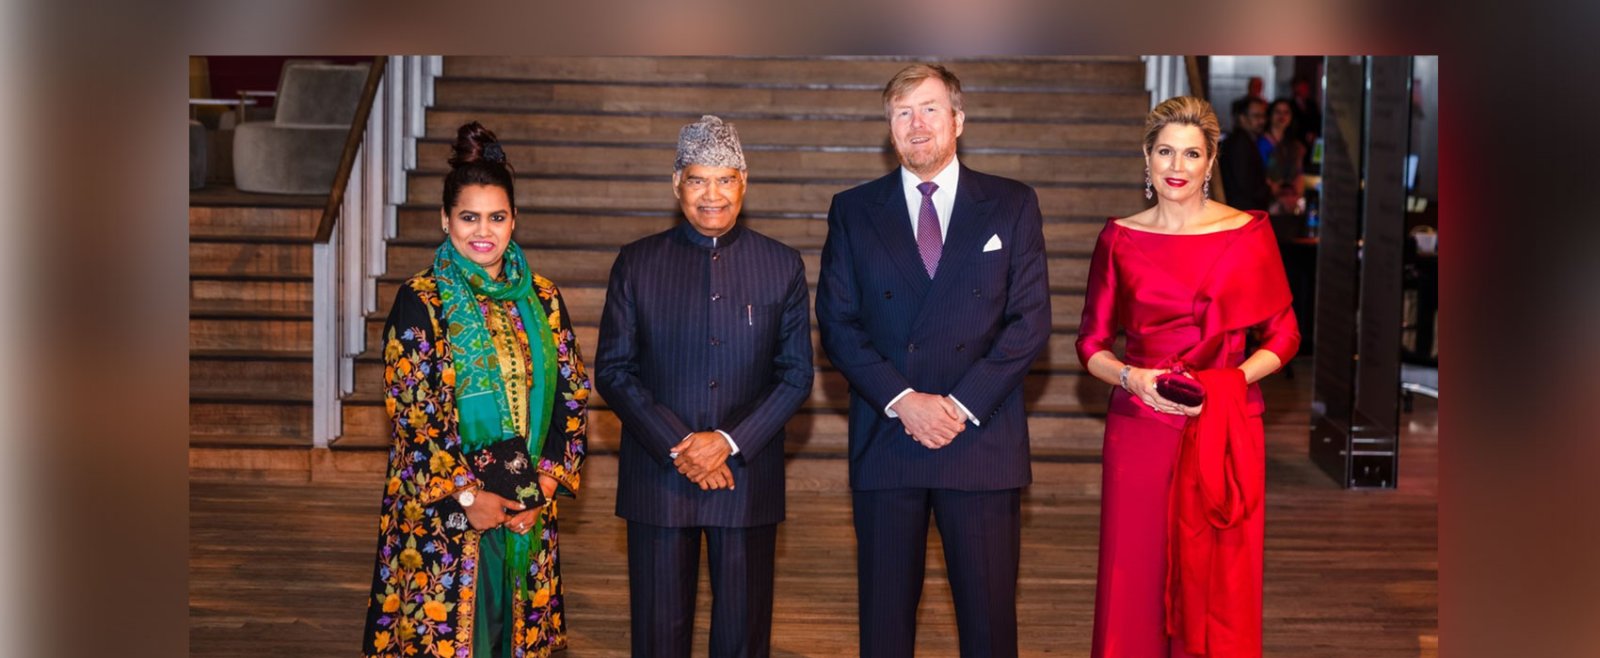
596, 222, 813, 528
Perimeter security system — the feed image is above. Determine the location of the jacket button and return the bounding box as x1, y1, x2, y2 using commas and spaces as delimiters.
710, 337, 721, 346
712, 251, 720, 261
884, 290, 893, 299
972, 288, 981, 297
708, 380, 718, 389
907, 343, 917, 352
711, 293, 722, 301
956, 343, 965, 352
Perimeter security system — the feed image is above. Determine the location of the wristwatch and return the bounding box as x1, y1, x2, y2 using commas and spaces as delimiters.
455, 487, 477, 508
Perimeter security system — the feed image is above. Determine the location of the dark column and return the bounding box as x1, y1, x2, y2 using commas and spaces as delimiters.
1309, 56, 1413, 489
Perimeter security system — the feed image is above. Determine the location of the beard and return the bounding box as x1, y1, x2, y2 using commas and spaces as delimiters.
897, 139, 954, 177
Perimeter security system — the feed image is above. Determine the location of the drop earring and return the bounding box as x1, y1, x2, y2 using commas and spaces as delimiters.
1202, 173, 1212, 208
1144, 168, 1153, 201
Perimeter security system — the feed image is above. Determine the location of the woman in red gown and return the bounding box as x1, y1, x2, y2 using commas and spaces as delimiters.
1076, 96, 1300, 658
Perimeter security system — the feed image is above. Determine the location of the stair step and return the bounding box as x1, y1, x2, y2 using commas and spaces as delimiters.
443, 56, 1145, 91
189, 307, 313, 320
396, 211, 822, 249
189, 185, 324, 209
357, 323, 1090, 374
189, 205, 321, 242
432, 79, 1148, 122
190, 242, 313, 279
188, 434, 313, 449
367, 280, 1088, 336
391, 209, 1110, 253
335, 406, 1109, 456
191, 400, 310, 447
344, 360, 1106, 412
406, 174, 1141, 219
426, 110, 1143, 152
413, 141, 1142, 186
190, 348, 312, 360
190, 317, 312, 353
380, 243, 1092, 292
384, 245, 623, 284
191, 357, 313, 401
191, 280, 313, 315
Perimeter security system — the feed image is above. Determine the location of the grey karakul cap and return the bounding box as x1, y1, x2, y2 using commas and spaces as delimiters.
675, 115, 746, 172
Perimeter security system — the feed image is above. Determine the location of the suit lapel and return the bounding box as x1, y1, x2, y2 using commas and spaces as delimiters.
937, 167, 995, 274
865, 172, 934, 296
914, 167, 997, 326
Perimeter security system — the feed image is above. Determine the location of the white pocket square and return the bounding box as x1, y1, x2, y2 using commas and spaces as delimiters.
982, 234, 1003, 252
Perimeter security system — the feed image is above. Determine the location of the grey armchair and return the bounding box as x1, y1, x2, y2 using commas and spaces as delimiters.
231, 61, 370, 195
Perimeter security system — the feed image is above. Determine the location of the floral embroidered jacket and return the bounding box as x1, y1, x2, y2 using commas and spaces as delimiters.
361, 272, 590, 658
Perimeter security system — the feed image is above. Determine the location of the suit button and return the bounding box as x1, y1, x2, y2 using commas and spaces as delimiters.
711, 293, 722, 301
712, 251, 720, 261
907, 343, 917, 352
710, 337, 721, 346
883, 290, 893, 299
956, 343, 966, 352
708, 380, 718, 389
972, 288, 981, 297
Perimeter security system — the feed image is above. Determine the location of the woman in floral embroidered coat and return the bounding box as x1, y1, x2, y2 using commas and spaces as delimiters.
362, 122, 589, 658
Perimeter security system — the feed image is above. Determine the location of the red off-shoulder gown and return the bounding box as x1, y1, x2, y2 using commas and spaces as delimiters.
1075, 212, 1299, 658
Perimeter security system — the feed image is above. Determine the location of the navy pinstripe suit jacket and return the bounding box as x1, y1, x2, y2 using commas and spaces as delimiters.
816, 166, 1052, 491
596, 223, 813, 527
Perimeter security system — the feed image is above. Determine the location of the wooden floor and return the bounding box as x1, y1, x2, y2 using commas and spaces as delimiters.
189, 365, 1437, 657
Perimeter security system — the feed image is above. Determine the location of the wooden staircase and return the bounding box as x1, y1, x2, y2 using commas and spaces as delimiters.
189, 192, 320, 453
190, 56, 1151, 473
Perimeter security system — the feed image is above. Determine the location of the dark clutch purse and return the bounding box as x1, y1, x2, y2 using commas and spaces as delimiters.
465, 437, 544, 510
1155, 372, 1206, 407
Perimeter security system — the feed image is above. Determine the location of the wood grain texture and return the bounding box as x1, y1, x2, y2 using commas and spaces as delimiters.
413, 141, 1143, 186
424, 110, 1142, 152
431, 79, 1148, 122
190, 370, 1437, 657
442, 56, 1144, 90
190, 56, 1148, 457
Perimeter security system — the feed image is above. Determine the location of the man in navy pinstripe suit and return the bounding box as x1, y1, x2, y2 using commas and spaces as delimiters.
816, 65, 1052, 657
596, 115, 814, 658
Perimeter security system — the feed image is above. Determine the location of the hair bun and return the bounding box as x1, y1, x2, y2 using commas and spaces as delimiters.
481, 143, 506, 163
448, 121, 504, 168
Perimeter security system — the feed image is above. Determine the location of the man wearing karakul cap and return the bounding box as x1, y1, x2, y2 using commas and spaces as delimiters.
595, 115, 814, 658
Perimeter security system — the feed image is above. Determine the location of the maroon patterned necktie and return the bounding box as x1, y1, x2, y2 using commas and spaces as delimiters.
916, 181, 942, 278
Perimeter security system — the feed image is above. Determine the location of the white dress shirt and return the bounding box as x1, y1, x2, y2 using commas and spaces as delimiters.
900, 155, 961, 243
884, 156, 980, 426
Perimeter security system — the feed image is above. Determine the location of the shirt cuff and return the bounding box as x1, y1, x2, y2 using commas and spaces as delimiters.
669, 430, 739, 458
883, 388, 915, 418
715, 429, 739, 455
948, 395, 980, 426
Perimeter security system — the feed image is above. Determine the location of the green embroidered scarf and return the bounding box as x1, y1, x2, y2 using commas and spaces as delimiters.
433, 240, 558, 596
